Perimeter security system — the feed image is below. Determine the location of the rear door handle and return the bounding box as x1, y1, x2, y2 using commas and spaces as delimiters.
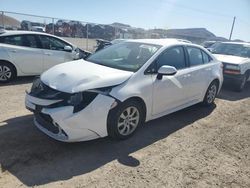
205, 68, 212, 71
44, 52, 52, 56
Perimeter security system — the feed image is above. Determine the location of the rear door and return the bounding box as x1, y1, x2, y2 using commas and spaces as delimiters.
1, 34, 43, 74
38, 35, 74, 71
185, 46, 214, 99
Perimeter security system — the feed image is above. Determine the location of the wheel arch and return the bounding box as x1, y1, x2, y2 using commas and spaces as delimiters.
0, 59, 17, 77
122, 96, 147, 122
245, 69, 250, 79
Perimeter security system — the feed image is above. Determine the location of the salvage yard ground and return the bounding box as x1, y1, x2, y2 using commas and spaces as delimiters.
0, 77, 249, 188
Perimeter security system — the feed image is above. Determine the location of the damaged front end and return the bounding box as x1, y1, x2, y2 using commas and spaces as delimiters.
25, 78, 118, 142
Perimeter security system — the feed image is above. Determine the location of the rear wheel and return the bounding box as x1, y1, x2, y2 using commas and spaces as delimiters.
0, 62, 16, 83
202, 81, 218, 106
107, 100, 145, 140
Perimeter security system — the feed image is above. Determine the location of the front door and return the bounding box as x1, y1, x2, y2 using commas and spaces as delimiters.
152, 46, 193, 115
39, 35, 73, 71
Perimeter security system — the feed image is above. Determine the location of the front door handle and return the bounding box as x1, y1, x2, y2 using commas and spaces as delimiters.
183, 74, 191, 78
10, 49, 17, 53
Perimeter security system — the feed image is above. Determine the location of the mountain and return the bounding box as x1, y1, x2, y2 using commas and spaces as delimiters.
166, 28, 215, 38
0, 14, 20, 28
146, 28, 228, 43
110, 22, 131, 28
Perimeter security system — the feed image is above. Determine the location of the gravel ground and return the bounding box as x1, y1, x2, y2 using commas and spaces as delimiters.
0, 77, 249, 188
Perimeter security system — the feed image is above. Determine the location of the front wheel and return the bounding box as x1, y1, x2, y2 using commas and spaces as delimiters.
202, 81, 218, 106
107, 100, 145, 140
0, 62, 16, 83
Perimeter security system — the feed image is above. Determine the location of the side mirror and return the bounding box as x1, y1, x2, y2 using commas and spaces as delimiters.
64, 45, 73, 52
157, 65, 177, 80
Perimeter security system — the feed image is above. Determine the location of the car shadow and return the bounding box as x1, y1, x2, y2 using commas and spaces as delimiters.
0, 103, 216, 186
217, 82, 250, 101
0, 76, 36, 87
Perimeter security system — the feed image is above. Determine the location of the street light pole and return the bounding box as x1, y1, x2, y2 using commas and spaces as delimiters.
229, 16, 236, 41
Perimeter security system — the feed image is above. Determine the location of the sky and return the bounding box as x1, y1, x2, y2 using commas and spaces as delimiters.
1, 0, 250, 41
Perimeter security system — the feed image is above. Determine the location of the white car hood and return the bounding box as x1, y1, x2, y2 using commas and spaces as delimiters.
41, 59, 133, 93
214, 54, 248, 65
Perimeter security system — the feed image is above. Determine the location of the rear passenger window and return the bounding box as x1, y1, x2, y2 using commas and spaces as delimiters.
201, 51, 212, 63
157, 46, 186, 70
0, 35, 40, 49
187, 47, 203, 66
1, 35, 22, 46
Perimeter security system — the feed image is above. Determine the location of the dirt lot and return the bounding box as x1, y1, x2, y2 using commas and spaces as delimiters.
0, 77, 249, 188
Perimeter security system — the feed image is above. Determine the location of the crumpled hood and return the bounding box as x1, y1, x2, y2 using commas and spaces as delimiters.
214, 54, 248, 65
41, 59, 133, 93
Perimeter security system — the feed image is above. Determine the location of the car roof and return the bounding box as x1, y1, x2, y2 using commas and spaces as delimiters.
221, 41, 250, 46
0, 30, 52, 36
126, 38, 201, 48
0, 30, 76, 47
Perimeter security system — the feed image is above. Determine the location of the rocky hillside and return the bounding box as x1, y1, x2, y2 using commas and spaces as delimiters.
0, 14, 20, 28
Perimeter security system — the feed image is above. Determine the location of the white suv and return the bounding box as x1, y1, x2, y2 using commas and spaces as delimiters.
25, 39, 223, 142
0, 30, 83, 82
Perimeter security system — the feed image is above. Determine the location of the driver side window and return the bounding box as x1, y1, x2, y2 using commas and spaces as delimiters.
39, 35, 70, 51
157, 46, 186, 70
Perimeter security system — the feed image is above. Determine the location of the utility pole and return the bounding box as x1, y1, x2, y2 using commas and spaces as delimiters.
229, 16, 236, 41
1, 11, 4, 29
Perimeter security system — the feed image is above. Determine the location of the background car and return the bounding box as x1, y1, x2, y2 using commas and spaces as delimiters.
25, 39, 223, 142
0, 30, 88, 83
201, 41, 218, 49
211, 42, 250, 91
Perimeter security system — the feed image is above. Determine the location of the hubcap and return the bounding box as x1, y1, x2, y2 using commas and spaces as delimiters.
117, 106, 140, 136
0, 65, 12, 81
207, 84, 217, 104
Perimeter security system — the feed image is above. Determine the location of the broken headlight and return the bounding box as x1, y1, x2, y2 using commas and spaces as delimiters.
67, 86, 114, 113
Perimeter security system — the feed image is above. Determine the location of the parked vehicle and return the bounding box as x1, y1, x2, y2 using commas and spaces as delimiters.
95, 39, 127, 52
95, 39, 112, 52
211, 42, 250, 91
25, 39, 223, 142
0, 30, 89, 82
201, 41, 218, 49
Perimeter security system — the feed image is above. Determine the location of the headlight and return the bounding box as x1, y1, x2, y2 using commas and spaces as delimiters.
225, 64, 240, 70
66, 86, 114, 113
67, 93, 83, 106
67, 92, 98, 113
30, 78, 42, 93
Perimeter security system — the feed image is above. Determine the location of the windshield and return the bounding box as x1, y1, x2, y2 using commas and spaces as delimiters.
87, 42, 161, 72
211, 43, 250, 58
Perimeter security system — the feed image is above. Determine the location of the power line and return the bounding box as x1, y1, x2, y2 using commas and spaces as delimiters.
162, 0, 234, 18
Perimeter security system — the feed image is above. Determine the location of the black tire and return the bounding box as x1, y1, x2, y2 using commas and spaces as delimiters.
202, 81, 218, 106
0, 62, 16, 83
234, 74, 247, 92
107, 99, 145, 140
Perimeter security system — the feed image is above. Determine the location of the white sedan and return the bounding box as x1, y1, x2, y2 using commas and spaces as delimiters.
0, 30, 86, 82
25, 39, 223, 142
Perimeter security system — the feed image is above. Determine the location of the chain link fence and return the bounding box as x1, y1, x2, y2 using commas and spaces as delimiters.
0, 10, 226, 50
